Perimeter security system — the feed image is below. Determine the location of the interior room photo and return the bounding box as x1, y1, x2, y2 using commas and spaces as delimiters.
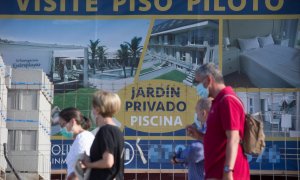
222, 19, 300, 88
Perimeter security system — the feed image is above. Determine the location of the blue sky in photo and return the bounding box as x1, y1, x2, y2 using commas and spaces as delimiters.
0, 19, 150, 52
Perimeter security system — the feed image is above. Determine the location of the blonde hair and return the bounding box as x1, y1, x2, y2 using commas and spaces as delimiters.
92, 91, 121, 118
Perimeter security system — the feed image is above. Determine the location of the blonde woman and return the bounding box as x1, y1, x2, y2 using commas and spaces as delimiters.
83, 91, 124, 180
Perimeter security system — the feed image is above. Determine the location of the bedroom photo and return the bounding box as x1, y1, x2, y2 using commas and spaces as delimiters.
222, 19, 300, 88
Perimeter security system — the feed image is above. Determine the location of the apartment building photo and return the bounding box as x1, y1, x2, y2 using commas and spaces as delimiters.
140, 19, 219, 85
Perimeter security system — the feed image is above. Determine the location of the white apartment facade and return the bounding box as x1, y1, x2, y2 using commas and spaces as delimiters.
0, 55, 9, 179
0, 53, 53, 180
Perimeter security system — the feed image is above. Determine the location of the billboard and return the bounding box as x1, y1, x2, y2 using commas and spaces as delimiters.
0, 0, 299, 177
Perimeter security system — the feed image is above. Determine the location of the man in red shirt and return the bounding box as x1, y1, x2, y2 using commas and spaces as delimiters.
191, 63, 250, 180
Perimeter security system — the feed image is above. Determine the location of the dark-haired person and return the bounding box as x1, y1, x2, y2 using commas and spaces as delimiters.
82, 91, 124, 180
59, 107, 95, 180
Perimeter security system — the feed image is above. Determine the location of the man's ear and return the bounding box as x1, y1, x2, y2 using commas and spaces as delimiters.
206, 75, 212, 86
203, 110, 208, 118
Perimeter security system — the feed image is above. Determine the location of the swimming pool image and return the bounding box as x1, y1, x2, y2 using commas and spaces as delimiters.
90, 68, 136, 80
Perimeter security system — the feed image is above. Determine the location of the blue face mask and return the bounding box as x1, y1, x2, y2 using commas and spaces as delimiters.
196, 83, 209, 98
201, 123, 207, 134
61, 127, 73, 139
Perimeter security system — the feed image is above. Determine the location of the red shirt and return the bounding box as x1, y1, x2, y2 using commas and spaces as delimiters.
204, 87, 250, 179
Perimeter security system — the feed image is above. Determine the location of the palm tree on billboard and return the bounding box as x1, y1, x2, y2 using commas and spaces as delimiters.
97, 45, 107, 72
125, 36, 143, 77
117, 43, 129, 78
88, 39, 100, 74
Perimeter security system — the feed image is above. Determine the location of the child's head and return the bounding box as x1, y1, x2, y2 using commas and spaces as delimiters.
195, 98, 212, 123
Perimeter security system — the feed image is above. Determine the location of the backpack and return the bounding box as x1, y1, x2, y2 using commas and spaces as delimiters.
221, 95, 266, 155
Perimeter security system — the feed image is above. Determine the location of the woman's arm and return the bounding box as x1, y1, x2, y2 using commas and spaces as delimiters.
84, 151, 114, 169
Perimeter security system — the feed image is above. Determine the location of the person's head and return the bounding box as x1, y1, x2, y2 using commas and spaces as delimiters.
59, 107, 91, 137
195, 98, 212, 124
194, 63, 224, 98
92, 90, 121, 126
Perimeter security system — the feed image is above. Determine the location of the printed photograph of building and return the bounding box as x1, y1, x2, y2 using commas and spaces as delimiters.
0, 19, 150, 92
139, 19, 219, 86
0, 19, 149, 139
0, 40, 87, 89
222, 19, 300, 88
